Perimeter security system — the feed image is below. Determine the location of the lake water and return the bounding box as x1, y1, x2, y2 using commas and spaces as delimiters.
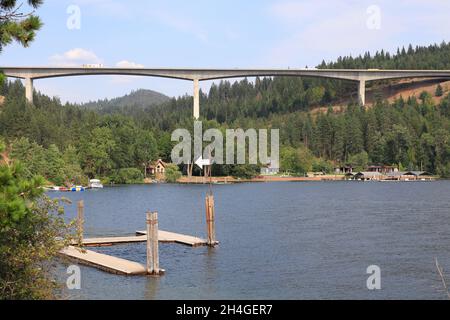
55, 181, 450, 299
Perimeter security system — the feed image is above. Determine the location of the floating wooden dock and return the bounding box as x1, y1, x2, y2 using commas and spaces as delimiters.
60, 246, 147, 275
60, 202, 218, 276
136, 230, 211, 247
72, 230, 208, 247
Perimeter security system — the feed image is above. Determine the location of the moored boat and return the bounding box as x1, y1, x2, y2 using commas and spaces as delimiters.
74, 185, 85, 192
68, 185, 85, 192
89, 179, 104, 189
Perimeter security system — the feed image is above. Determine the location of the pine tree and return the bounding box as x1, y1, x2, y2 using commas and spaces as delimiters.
435, 83, 444, 97
0, 0, 43, 52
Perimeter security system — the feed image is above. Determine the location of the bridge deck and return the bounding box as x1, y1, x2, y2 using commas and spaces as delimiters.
74, 230, 207, 247
60, 246, 146, 275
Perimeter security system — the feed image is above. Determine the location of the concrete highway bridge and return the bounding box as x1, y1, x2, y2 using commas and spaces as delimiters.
1, 66, 450, 119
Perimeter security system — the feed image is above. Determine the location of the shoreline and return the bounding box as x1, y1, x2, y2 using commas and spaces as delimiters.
176, 175, 438, 184
45, 174, 440, 189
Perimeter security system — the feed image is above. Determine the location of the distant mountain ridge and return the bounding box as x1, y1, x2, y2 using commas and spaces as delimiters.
82, 89, 170, 113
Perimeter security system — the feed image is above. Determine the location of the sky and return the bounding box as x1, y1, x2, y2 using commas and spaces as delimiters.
1, 0, 450, 103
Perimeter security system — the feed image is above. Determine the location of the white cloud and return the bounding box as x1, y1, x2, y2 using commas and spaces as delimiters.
111, 60, 145, 83
49, 48, 102, 67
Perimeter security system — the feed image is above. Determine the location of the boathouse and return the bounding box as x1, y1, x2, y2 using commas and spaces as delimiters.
385, 171, 432, 181
354, 171, 383, 181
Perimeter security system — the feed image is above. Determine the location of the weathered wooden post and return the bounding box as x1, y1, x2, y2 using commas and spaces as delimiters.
146, 211, 162, 275
205, 195, 217, 246
77, 200, 84, 241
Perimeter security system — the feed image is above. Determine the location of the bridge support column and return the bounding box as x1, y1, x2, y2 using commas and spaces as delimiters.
25, 77, 34, 104
358, 79, 366, 106
193, 78, 200, 119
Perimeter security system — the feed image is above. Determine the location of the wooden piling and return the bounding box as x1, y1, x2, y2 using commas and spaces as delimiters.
205, 195, 217, 246
146, 211, 163, 275
77, 200, 84, 241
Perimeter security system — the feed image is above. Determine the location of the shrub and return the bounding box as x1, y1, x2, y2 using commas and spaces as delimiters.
164, 164, 182, 183
111, 167, 143, 184
231, 164, 259, 179
1, 140, 76, 299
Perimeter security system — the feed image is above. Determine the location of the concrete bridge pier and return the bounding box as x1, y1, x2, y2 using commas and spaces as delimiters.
358, 79, 366, 106
25, 77, 34, 104
193, 78, 200, 119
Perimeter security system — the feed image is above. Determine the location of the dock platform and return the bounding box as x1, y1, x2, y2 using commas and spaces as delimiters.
73, 230, 208, 247
137, 230, 209, 246
62, 230, 206, 276
60, 246, 147, 275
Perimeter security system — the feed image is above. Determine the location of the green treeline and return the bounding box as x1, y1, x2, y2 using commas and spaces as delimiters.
319, 42, 450, 69
128, 42, 450, 128
0, 81, 170, 184
1, 42, 450, 182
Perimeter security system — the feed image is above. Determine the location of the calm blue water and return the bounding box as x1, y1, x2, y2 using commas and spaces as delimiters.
54, 181, 450, 299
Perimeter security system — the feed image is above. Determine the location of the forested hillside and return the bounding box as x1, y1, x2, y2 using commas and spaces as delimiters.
1, 42, 450, 184
0, 81, 172, 185
81, 89, 170, 114
319, 42, 450, 69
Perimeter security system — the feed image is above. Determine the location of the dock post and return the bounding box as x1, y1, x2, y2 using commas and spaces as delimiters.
205, 195, 217, 246
77, 200, 84, 241
146, 211, 162, 275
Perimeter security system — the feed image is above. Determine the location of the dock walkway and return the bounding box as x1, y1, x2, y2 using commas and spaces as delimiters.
60, 246, 146, 275
74, 230, 207, 247
62, 230, 206, 275
137, 230, 208, 246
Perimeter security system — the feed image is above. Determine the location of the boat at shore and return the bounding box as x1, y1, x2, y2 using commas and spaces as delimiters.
45, 180, 104, 192
69, 186, 86, 192
89, 179, 104, 189
45, 185, 86, 192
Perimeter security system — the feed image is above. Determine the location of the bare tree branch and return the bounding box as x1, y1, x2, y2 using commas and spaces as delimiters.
435, 258, 450, 300
0, 2, 36, 21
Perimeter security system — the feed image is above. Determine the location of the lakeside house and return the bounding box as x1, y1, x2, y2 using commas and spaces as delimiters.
307, 171, 325, 177
260, 159, 280, 175
335, 164, 353, 174
147, 159, 167, 179
367, 165, 397, 174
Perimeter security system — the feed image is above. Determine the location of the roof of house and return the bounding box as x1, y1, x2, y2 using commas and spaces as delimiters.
385, 171, 431, 177
408, 171, 430, 176
355, 171, 382, 177
148, 159, 167, 169
368, 164, 396, 168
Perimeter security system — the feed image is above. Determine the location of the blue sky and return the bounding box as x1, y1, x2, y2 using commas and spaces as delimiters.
1, 0, 450, 103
